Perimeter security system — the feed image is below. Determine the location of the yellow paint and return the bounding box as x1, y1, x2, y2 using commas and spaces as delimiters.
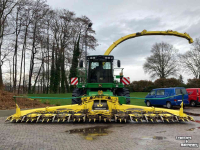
104, 30, 193, 55
7, 92, 194, 123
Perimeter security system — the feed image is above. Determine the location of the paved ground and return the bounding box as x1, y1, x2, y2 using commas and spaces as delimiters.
0, 107, 200, 150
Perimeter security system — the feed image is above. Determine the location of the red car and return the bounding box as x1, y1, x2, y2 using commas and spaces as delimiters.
186, 88, 200, 106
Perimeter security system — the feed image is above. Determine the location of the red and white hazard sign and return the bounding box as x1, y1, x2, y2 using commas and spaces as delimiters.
122, 77, 130, 85
71, 77, 78, 85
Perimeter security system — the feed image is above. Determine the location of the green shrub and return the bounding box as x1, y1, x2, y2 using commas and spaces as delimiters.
55, 102, 61, 106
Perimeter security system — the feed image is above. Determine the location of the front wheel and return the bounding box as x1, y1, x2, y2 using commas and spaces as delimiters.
146, 101, 151, 107
72, 88, 84, 104
190, 101, 196, 107
116, 88, 130, 104
166, 102, 172, 109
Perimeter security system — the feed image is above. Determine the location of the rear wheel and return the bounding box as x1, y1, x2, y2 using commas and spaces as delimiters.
72, 88, 84, 104
116, 88, 130, 104
166, 102, 172, 109
190, 100, 196, 107
146, 101, 151, 107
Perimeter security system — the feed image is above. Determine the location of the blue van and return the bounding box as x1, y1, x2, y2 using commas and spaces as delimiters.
145, 87, 189, 108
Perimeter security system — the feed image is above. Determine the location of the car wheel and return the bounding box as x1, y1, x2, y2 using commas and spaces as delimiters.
166, 102, 172, 109
190, 101, 196, 107
146, 101, 151, 107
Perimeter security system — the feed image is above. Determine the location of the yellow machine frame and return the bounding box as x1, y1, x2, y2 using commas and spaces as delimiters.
104, 30, 193, 55
7, 91, 194, 123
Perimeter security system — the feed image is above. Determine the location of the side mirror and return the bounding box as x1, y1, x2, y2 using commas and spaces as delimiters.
117, 60, 121, 68
79, 60, 83, 68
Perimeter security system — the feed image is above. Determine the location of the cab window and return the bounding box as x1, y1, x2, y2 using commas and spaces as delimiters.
175, 89, 181, 95
157, 90, 165, 95
90, 62, 99, 69
103, 62, 111, 69
176, 89, 187, 95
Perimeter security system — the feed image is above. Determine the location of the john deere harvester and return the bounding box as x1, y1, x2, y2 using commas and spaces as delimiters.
6, 30, 195, 123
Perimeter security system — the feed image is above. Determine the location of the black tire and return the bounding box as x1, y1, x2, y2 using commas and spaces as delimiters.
72, 88, 84, 104
166, 102, 172, 109
116, 88, 130, 104
190, 100, 196, 107
146, 100, 151, 107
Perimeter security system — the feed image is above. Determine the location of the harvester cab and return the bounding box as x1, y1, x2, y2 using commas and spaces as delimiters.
73, 55, 130, 104
86, 55, 114, 83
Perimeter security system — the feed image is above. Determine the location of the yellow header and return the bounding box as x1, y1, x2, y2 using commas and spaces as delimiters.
104, 30, 193, 55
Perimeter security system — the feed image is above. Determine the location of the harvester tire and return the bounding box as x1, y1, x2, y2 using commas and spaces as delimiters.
72, 88, 84, 104
116, 88, 130, 104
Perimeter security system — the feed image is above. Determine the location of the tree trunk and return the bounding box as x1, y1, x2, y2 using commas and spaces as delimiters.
18, 25, 28, 94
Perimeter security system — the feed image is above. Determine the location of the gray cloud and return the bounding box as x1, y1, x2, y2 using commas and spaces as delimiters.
47, 0, 200, 82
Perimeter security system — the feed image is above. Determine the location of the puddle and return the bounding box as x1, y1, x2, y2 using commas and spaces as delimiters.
184, 112, 200, 116
156, 131, 166, 133
187, 127, 200, 131
141, 136, 166, 140
66, 126, 112, 140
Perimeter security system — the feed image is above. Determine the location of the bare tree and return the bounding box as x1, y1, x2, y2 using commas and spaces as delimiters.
17, 0, 33, 94
143, 42, 178, 79
28, 0, 49, 93
0, 0, 98, 94
178, 38, 200, 79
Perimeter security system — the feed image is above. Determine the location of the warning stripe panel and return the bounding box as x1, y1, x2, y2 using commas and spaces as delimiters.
71, 77, 78, 85
122, 77, 130, 85
71, 78, 76, 83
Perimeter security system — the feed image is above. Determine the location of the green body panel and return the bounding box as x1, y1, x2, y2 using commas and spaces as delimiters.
118, 96, 126, 104
77, 83, 124, 88
89, 91, 113, 96
115, 75, 121, 78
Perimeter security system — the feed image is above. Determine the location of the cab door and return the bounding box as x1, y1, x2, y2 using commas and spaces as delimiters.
188, 89, 196, 101
197, 89, 200, 103
147, 90, 156, 105
155, 89, 165, 105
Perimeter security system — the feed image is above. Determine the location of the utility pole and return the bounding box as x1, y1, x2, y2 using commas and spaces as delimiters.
85, 23, 93, 70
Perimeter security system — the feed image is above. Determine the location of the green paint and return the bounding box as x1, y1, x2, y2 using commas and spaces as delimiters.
118, 96, 126, 104
88, 91, 113, 96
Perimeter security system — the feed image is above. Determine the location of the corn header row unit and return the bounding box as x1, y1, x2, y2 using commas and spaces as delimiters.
6, 30, 195, 123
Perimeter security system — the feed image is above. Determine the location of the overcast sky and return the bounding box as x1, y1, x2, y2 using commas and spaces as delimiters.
47, 0, 200, 83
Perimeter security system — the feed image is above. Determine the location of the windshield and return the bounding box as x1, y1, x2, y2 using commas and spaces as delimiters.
90, 62, 111, 69
88, 61, 113, 83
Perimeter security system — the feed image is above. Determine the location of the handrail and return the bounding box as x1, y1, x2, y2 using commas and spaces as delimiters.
13, 94, 184, 100
13, 96, 81, 99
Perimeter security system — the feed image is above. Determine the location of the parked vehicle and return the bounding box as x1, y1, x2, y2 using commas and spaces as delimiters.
186, 88, 200, 107
145, 87, 189, 109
